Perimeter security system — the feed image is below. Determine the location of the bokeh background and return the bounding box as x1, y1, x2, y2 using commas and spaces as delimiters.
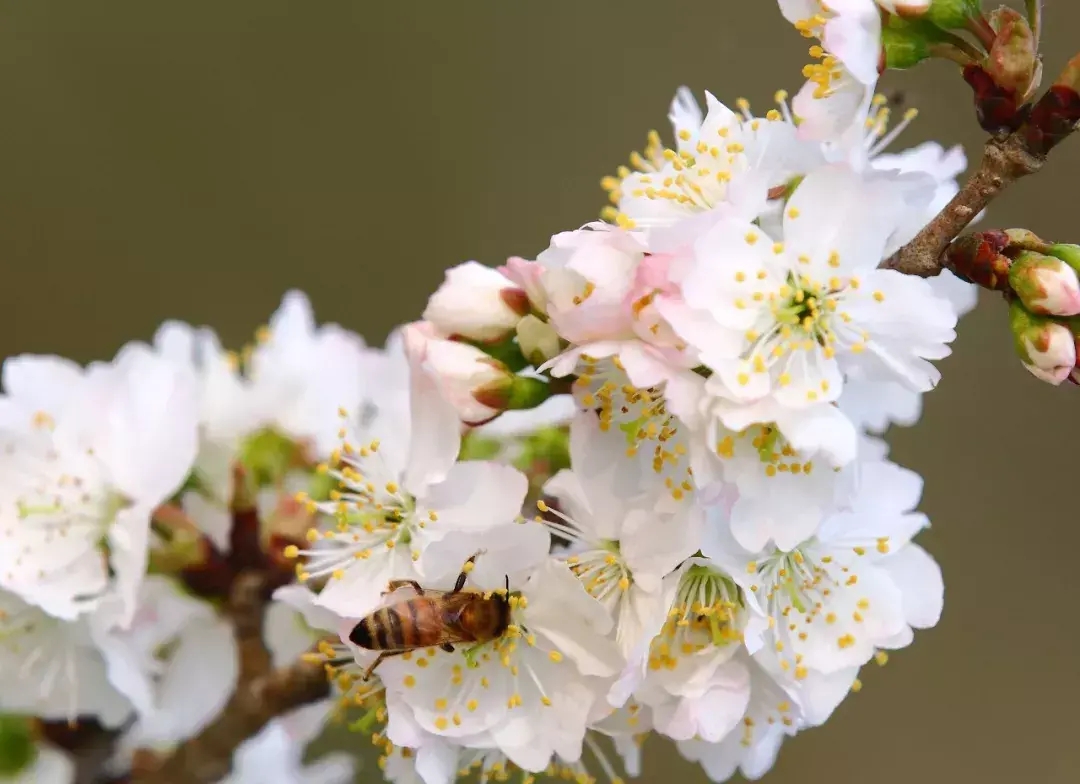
0, 1, 1078, 782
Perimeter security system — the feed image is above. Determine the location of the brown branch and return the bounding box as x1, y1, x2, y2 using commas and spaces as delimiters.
133, 571, 330, 784
882, 131, 1045, 277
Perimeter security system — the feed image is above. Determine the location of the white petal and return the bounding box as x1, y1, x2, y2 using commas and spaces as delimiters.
403, 332, 462, 496
1, 355, 85, 415
420, 461, 527, 533
881, 544, 943, 630
525, 560, 623, 677
94, 348, 200, 505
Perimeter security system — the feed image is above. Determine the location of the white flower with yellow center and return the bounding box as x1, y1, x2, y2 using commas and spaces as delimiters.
612, 559, 768, 746
0, 348, 199, 624
662, 164, 958, 464
380, 557, 623, 774
693, 422, 856, 553
568, 357, 698, 505
289, 365, 529, 620
604, 89, 822, 244
0, 589, 131, 726
540, 414, 701, 659
705, 459, 943, 685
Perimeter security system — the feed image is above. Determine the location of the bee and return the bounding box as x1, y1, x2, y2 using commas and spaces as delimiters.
350, 551, 511, 680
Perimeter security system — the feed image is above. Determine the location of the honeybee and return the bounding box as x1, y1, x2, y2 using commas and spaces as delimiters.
350, 551, 511, 680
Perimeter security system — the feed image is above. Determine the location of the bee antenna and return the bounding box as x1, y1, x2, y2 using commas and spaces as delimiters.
504, 574, 510, 594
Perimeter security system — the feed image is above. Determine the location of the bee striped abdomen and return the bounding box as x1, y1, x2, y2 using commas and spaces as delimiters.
351, 598, 441, 651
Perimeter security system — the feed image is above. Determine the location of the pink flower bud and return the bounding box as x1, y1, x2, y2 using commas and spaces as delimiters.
423, 261, 529, 343
1009, 301, 1077, 385
1008, 251, 1080, 317
403, 322, 514, 424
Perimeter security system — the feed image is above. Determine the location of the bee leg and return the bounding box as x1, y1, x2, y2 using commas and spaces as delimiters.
362, 650, 406, 681
385, 579, 424, 596
452, 550, 487, 593
440, 643, 455, 653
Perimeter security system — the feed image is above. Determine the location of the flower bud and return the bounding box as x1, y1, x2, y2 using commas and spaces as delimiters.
944, 231, 1012, 290
422, 337, 515, 424
423, 261, 530, 343
1008, 251, 1080, 317
985, 8, 1040, 100
1023, 54, 1080, 155
1009, 300, 1077, 385
516, 314, 561, 367
923, 0, 982, 30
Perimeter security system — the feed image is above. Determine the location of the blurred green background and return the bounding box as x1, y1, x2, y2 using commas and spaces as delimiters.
0, 1, 1078, 782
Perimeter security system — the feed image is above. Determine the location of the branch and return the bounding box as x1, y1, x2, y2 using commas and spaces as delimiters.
882, 131, 1045, 277
133, 571, 329, 784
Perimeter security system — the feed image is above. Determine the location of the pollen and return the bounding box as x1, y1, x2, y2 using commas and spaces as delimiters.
434, 717, 449, 730
283, 545, 299, 559
403, 675, 416, 688
745, 232, 759, 245
435, 698, 448, 711
837, 634, 856, 649
549, 650, 563, 663
467, 699, 479, 712
873, 290, 885, 302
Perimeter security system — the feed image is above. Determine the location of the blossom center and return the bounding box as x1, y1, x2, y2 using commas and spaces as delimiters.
290, 435, 430, 582
574, 358, 693, 500
752, 543, 882, 679
714, 424, 814, 478
648, 565, 743, 670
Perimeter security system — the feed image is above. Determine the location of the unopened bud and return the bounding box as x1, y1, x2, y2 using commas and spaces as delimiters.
516, 315, 561, 367
422, 338, 515, 424
1008, 252, 1080, 317
923, 0, 983, 30
985, 8, 1040, 101
1009, 300, 1077, 385
473, 373, 552, 414
423, 261, 529, 343
1024, 54, 1080, 156
944, 231, 1012, 290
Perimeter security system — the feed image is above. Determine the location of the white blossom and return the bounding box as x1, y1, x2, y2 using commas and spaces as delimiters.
95, 576, 238, 758
705, 458, 943, 688
661, 164, 958, 464
380, 555, 623, 774
542, 413, 701, 659
292, 343, 529, 619
0, 348, 198, 624
0, 588, 131, 725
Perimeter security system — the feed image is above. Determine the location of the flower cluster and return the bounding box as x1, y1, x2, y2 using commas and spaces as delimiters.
0, 2, 1008, 783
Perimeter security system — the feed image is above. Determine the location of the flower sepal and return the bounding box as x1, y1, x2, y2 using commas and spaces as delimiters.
923, 0, 985, 31
882, 17, 948, 70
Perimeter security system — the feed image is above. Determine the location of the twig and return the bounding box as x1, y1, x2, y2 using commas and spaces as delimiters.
882, 131, 1045, 277
134, 571, 329, 784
